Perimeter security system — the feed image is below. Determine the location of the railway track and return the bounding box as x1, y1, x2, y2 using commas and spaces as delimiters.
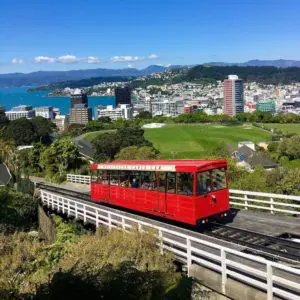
37, 182, 300, 264
205, 223, 300, 263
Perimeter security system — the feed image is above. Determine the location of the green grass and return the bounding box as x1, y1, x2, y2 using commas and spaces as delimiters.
282, 158, 300, 169
263, 123, 300, 134
84, 130, 116, 142
144, 124, 271, 159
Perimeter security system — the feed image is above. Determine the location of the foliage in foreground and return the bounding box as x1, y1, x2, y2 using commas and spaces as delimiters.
0, 188, 38, 232
0, 219, 179, 300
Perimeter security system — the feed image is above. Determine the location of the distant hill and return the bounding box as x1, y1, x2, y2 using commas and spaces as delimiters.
0, 65, 167, 88
206, 59, 300, 68
185, 65, 300, 85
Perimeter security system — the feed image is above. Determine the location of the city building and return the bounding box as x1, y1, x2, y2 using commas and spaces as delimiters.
70, 93, 88, 108
35, 106, 54, 119
69, 104, 92, 125
184, 105, 194, 114
223, 75, 244, 116
5, 105, 35, 120
96, 104, 133, 121
256, 101, 276, 113
115, 86, 131, 106
53, 115, 69, 132
151, 99, 184, 117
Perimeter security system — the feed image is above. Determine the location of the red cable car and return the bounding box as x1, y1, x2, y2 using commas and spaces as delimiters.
90, 160, 230, 226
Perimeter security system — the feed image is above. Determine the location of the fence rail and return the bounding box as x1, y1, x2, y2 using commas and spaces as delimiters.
66, 174, 90, 185
40, 189, 300, 300
66, 174, 300, 216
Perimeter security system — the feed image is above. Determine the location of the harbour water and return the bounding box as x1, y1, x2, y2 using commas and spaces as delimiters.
0, 87, 115, 115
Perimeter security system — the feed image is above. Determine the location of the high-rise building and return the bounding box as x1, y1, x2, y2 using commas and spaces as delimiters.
69, 94, 92, 125
5, 105, 35, 120
70, 93, 88, 108
69, 104, 92, 125
223, 75, 244, 116
115, 86, 131, 106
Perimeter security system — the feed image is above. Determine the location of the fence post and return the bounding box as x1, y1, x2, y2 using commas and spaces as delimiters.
221, 249, 227, 294
68, 199, 70, 215
270, 198, 274, 214
95, 209, 99, 227
122, 217, 126, 230
266, 263, 273, 300
158, 229, 164, 255
75, 202, 78, 219
244, 194, 248, 210
108, 213, 112, 230
187, 238, 192, 277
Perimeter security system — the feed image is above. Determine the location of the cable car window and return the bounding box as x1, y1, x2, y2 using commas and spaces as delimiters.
167, 172, 176, 193
129, 171, 140, 188
102, 170, 109, 185
110, 170, 119, 186
197, 171, 212, 195
119, 171, 130, 187
91, 170, 98, 183
158, 172, 166, 192
212, 168, 226, 191
177, 173, 193, 196
140, 171, 156, 190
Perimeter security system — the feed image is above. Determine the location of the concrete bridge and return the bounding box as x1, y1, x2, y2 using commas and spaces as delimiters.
36, 175, 300, 300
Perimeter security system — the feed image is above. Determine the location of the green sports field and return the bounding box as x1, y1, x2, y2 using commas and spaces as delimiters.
144, 124, 271, 159
263, 123, 300, 134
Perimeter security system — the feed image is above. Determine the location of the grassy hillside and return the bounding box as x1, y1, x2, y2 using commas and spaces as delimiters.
144, 124, 271, 159
263, 123, 300, 134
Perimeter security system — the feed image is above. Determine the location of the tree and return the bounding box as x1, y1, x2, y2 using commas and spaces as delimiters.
135, 111, 152, 119
40, 138, 80, 179
117, 127, 153, 149
92, 132, 121, 161
5, 118, 37, 145
31, 116, 56, 143
115, 146, 158, 160
98, 116, 112, 123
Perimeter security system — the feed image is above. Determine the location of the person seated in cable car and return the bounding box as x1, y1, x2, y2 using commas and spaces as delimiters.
131, 178, 139, 188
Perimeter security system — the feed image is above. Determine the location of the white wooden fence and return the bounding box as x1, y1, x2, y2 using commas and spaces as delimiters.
66, 174, 300, 216
66, 174, 91, 185
40, 189, 300, 300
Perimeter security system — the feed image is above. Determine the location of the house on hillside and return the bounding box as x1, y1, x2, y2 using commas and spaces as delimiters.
0, 163, 12, 186
234, 144, 278, 171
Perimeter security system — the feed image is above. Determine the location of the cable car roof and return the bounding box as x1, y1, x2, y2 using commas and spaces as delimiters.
90, 160, 227, 172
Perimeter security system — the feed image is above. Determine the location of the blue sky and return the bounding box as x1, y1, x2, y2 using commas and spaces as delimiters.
1, 0, 300, 73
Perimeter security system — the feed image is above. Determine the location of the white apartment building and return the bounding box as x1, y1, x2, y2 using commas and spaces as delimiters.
53, 115, 69, 132
5, 105, 35, 121
96, 104, 133, 121
151, 99, 184, 117
35, 106, 54, 119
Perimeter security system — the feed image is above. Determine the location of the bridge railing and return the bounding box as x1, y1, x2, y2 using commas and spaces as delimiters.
40, 189, 300, 300
230, 189, 300, 215
66, 174, 90, 185
65, 174, 300, 216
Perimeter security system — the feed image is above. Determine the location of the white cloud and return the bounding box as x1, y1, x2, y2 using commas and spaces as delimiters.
34, 56, 56, 63
148, 54, 159, 60
127, 64, 134, 68
12, 58, 24, 64
56, 55, 80, 63
85, 56, 102, 64
111, 55, 145, 62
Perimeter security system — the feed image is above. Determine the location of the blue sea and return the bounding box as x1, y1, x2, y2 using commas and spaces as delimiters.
0, 86, 116, 116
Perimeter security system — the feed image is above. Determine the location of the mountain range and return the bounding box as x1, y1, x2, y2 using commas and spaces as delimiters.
207, 59, 300, 68
1, 59, 300, 87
